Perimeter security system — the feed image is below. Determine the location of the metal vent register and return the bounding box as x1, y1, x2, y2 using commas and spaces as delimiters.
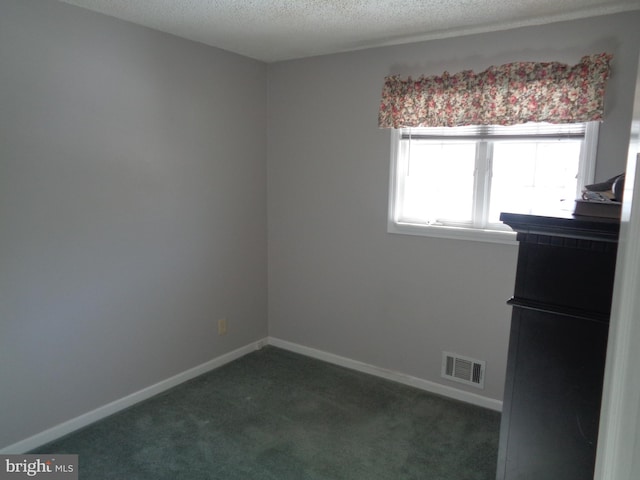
442, 352, 485, 389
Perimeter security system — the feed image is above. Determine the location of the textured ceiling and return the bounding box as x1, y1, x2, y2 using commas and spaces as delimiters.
59, 0, 640, 62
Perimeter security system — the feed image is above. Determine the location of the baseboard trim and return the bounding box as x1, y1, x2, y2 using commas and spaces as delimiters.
1, 340, 266, 454
3, 337, 501, 453
268, 337, 503, 412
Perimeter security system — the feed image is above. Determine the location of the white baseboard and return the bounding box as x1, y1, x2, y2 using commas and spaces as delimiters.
1, 340, 266, 454
268, 337, 503, 412
3, 336, 501, 453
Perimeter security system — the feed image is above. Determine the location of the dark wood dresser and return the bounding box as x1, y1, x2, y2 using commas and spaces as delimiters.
496, 212, 620, 480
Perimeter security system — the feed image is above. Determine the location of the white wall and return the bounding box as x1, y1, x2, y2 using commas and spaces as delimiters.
0, 0, 267, 449
595, 50, 640, 480
267, 12, 640, 403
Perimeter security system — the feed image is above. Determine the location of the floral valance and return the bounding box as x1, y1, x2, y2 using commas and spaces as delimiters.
378, 53, 613, 128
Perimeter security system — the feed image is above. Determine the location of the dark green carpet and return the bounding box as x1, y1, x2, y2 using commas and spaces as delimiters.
33, 347, 500, 479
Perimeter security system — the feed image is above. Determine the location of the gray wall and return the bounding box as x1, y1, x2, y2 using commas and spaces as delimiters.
267, 12, 640, 402
0, 0, 267, 449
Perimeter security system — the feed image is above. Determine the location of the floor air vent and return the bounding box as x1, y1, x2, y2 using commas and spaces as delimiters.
441, 352, 485, 389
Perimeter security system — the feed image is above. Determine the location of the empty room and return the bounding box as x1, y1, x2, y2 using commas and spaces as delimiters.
2, 1, 640, 479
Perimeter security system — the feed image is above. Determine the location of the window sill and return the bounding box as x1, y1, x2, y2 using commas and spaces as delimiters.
388, 221, 518, 245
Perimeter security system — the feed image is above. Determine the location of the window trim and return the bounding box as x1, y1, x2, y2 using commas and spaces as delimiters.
387, 123, 599, 245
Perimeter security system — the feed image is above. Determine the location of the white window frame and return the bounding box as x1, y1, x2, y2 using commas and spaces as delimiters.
387, 122, 599, 245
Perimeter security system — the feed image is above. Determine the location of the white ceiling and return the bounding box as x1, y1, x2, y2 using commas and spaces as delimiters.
60, 0, 640, 62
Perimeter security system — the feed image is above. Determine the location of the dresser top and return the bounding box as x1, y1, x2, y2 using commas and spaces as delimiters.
500, 211, 620, 242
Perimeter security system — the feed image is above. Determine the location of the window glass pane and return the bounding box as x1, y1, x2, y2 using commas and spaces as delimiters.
489, 140, 581, 223
390, 123, 595, 242
401, 141, 476, 223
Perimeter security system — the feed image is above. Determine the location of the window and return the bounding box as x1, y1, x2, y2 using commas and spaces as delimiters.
388, 122, 598, 244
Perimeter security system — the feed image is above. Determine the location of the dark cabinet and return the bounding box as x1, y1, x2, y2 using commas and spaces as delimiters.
497, 212, 619, 480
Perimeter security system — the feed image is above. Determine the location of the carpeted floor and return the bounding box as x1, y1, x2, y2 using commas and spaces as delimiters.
32, 346, 500, 479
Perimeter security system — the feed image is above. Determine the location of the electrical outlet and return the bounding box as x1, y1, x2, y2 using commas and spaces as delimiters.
218, 318, 227, 336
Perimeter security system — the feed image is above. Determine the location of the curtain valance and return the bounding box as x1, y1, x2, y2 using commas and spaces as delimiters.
378, 53, 612, 128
